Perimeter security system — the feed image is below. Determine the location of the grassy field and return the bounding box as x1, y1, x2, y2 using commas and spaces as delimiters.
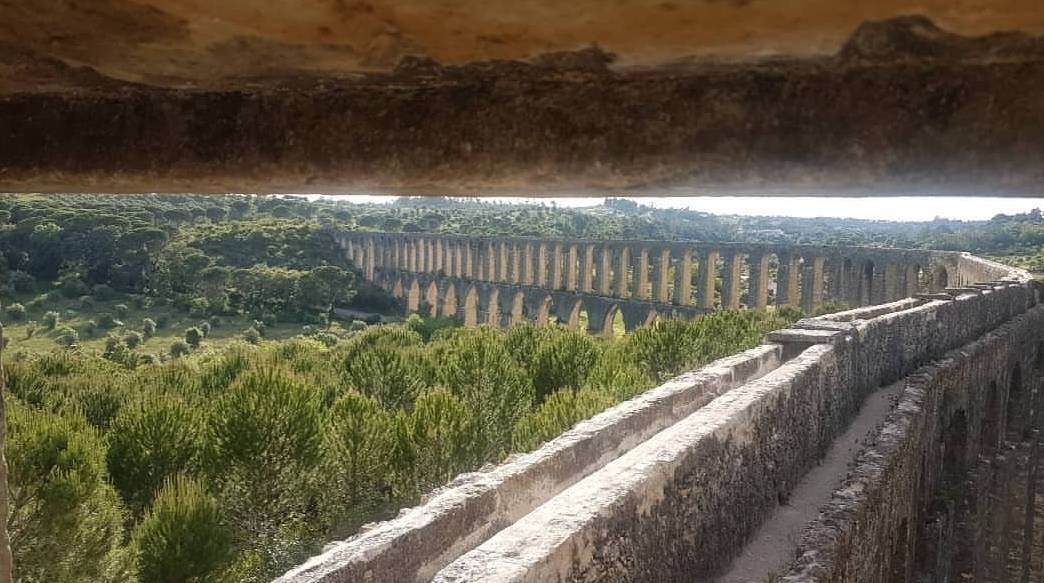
1, 293, 350, 358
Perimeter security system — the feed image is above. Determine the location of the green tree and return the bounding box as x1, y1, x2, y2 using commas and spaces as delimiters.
107, 397, 205, 514
133, 476, 232, 583
7, 403, 135, 582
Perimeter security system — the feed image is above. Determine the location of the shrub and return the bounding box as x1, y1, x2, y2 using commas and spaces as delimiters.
188, 297, 209, 318
528, 328, 600, 402
104, 335, 124, 355
199, 321, 212, 338
108, 397, 205, 513
338, 344, 427, 411
57, 273, 88, 297
133, 475, 232, 583
91, 283, 117, 301
83, 320, 98, 337
4, 302, 26, 320
42, 310, 59, 329
79, 295, 95, 309
55, 326, 79, 348
207, 368, 322, 545
24, 322, 37, 339
432, 330, 534, 460
124, 331, 143, 349
8, 269, 36, 293
7, 404, 134, 582
349, 320, 367, 332
320, 393, 395, 531
114, 303, 130, 318
170, 340, 191, 358
142, 318, 157, 338
209, 315, 222, 329
512, 388, 618, 452
98, 313, 122, 329
243, 327, 262, 345
185, 327, 204, 348
405, 389, 475, 494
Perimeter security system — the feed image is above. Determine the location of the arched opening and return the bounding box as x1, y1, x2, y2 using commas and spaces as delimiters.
981, 381, 1001, 452
407, 279, 421, 312
535, 295, 553, 327
931, 265, 949, 292
576, 304, 591, 333
392, 279, 404, 299
644, 308, 659, 327
1007, 363, 1023, 431
425, 281, 439, 318
441, 284, 458, 319
564, 299, 583, 329
463, 287, 479, 327
509, 291, 525, 326
602, 305, 625, 338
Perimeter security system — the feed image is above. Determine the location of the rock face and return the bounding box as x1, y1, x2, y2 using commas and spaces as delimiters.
3, 8, 1044, 194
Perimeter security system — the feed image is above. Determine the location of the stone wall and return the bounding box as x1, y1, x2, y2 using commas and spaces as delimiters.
432, 280, 1040, 581
277, 345, 784, 583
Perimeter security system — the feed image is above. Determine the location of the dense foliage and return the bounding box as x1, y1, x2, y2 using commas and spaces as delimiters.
1, 309, 795, 581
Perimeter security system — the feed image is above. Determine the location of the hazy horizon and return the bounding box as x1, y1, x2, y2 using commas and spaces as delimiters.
313, 195, 1044, 223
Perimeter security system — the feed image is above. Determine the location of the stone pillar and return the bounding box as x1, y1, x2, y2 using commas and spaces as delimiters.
497, 242, 509, 282
365, 237, 376, 280
635, 248, 651, 300
800, 255, 825, 313
673, 248, 693, 305
511, 244, 521, 284
536, 243, 548, 287
721, 251, 744, 309
871, 262, 889, 304
696, 249, 719, 309
551, 243, 564, 289
614, 246, 631, 298
882, 263, 901, 302
462, 242, 473, 278
653, 248, 670, 303
566, 244, 579, 291
580, 244, 595, 292
486, 242, 497, 281
523, 243, 535, 285
776, 253, 800, 307
747, 253, 770, 310
597, 246, 613, 295
905, 264, 920, 296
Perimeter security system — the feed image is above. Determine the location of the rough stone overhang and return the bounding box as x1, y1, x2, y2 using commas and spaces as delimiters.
3, 2, 1044, 196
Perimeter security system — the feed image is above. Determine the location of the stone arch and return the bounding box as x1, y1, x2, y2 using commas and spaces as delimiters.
425, 281, 439, 318
407, 279, 421, 312
535, 294, 553, 327
441, 283, 458, 319
644, 308, 659, 327
563, 300, 588, 330
463, 286, 479, 327
930, 265, 949, 292
392, 278, 404, 299
601, 304, 624, 337
576, 303, 591, 332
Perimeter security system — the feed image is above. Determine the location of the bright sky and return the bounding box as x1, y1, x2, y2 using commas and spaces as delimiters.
316, 196, 1044, 222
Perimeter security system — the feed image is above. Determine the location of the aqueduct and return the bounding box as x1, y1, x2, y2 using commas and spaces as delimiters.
337, 230, 960, 333
282, 236, 1044, 582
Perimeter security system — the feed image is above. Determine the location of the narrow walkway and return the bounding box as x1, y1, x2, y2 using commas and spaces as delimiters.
716, 380, 905, 582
